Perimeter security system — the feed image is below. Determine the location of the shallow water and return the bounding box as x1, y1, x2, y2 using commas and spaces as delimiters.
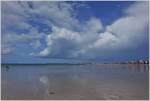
1, 64, 149, 100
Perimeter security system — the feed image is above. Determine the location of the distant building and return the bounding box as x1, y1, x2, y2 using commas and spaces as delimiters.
138, 60, 144, 64
128, 60, 149, 64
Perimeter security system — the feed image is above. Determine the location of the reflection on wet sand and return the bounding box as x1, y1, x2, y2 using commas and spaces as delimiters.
5, 65, 10, 71
127, 64, 149, 72
1, 64, 149, 100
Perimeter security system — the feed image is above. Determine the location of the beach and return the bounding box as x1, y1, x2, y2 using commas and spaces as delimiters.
1, 64, 149, 100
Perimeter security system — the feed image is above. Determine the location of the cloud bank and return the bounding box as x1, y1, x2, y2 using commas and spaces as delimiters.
1, 1, 149, 60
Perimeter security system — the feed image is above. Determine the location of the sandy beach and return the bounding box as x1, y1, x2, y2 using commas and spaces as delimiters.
1, 64, 149, 100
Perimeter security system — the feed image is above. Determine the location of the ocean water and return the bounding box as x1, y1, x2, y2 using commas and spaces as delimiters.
1, 64, 149, 100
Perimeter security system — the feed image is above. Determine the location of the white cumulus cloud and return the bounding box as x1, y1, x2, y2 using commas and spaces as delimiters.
38, 2, 148, 59
1, 1, 149, 60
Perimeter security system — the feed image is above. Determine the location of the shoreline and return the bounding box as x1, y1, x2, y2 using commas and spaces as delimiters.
1, 63, 149, 65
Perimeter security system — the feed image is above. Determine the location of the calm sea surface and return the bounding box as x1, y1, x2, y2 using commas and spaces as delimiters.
1, 64, 149, 100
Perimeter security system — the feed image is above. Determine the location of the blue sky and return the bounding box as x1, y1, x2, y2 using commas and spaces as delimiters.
1, 1, 149, 63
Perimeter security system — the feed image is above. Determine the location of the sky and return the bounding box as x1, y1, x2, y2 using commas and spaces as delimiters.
1, 1, 149, 63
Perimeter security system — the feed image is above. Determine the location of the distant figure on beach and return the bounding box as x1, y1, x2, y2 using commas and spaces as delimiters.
5, 65, 10, 71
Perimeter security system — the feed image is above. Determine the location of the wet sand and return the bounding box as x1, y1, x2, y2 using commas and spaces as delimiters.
1, 64, 149, 100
